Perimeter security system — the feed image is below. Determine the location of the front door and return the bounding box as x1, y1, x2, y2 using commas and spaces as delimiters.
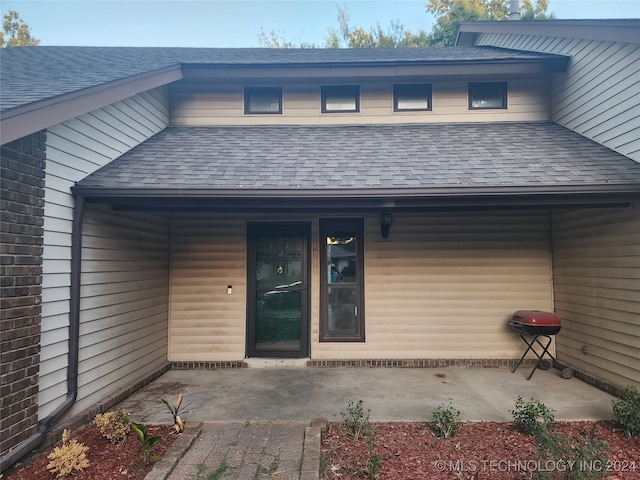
247, 223, 310, 357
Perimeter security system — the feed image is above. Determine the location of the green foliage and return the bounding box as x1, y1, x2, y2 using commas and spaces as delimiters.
258, 6, 430, 48
46, 429, 90, 478
340, 399, 376, 442
257, 1, 555, 49
430, 400, 461, 438
425, 0, 554, 46
368, 452, 383, 478
324, 7, 430, 48
162, 392, 185, 433
1, 10, 40, 48
257, 28, 300, 49
612, 384, 640, 436
534, 426, 609, 480
194, 460, 229, 480
94, 410, 130, 443
130, 422, 162, 465
511, 397, 609, 479
511, 396, 555, 436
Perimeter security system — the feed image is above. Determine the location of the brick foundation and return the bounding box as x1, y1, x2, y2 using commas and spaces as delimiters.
171, 361, 248, 369
554, 360, 625, 398
305, 358, 537, 368
0, 132, 46, 457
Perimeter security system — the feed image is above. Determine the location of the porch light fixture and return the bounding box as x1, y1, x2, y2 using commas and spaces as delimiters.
380, 213, 393, 239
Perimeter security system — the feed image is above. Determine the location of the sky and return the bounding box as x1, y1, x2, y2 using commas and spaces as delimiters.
2, 0, 639, 48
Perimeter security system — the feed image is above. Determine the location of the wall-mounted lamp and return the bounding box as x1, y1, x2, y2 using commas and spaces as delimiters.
380, 213, 393, 239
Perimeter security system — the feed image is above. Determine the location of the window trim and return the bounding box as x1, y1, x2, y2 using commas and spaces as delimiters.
393, 83, 433, 112
468, 81, 508, 110
321, 85, 360, 113
319, 218, 365, 342
244, 86, 283, 115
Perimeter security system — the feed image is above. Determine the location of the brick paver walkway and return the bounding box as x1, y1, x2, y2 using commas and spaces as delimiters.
166, 421, 308, 480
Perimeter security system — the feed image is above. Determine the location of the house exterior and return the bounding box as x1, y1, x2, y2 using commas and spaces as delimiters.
1, 19, 639, 470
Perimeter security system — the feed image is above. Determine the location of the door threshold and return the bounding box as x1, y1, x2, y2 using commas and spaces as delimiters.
244, 358, 310, 368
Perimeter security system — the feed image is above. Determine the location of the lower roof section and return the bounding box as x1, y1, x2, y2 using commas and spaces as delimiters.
73, 122, 640, 207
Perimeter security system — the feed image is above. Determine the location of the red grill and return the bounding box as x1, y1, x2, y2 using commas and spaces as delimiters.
510, 310, 561, 336
510, 310, 565, 380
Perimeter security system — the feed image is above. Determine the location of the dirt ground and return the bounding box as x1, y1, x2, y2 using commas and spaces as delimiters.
5, 423, 176, 480
322, 421, 640, 479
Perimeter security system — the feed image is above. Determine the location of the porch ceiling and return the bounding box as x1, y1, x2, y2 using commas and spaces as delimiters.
73, 122, 640, 209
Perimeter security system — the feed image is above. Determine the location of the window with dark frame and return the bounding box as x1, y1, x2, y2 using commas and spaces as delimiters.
393, 84, 432, 111
319, 218, 365, 342
468, 82, 507, 109
321, 85, 360, 113
244, 87, 282, 114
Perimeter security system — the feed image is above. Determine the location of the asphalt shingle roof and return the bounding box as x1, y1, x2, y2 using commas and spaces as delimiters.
1, 46, 565, 113
75, 122, 640, 194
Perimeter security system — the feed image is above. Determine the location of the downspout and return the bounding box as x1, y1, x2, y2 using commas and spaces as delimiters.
0, 195, 85, 473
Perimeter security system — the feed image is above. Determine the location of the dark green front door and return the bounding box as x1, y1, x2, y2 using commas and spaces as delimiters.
247, 223, 310, 357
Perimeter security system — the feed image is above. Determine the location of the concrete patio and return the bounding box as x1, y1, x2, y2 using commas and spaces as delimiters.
117, 365, 616, 425
117, 365, 617, 479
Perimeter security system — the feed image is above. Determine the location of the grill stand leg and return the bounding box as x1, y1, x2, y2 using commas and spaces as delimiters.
511, 334, 555, 380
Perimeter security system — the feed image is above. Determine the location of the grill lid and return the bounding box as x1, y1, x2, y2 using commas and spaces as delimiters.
512, 310, 561, 327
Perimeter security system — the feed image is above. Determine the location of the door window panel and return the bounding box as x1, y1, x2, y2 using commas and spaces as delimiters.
320, 218, 364, 341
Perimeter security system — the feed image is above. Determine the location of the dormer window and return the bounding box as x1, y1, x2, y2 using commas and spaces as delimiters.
321, 85, 360, 113
244, 87, 282, 114
468, 82, 507, 109
393, 84, 432, 111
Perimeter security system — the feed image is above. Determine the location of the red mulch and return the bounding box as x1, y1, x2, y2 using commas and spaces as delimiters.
5, 424, 177, 480
322, 421, 640, 479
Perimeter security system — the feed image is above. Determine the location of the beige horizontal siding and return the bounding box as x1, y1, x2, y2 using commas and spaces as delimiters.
170, 78, 550, 126
68, 206, 170, 418
168, 212, 553, 361
168, 214, 247, 361
476, 33, 640, 162
313, 212, 553, 359
552, 206, 640, 389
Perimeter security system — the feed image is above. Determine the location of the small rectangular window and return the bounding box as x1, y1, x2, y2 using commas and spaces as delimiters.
321, 85, 360, 113
244, 87, 282, 114
393, 84, 432, 111
468, 82, 507, 109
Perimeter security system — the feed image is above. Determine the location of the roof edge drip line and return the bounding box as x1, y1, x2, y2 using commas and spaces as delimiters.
70, 183, 640, 199
0, 196, 84, 474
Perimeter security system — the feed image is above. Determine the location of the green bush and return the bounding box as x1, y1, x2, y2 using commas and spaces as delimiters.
340, 399, 375, 442
430, 400, 461, 438
510, 396, 555, 437
612, 384, 640, 436
534, 426, 609, 480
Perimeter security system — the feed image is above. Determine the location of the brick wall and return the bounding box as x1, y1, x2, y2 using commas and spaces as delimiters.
0, 131, 46, 457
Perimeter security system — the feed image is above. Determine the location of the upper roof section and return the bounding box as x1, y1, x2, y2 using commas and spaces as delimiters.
0, 45, 569, 144
0, 46, 567, 113
456, 19, 640, 47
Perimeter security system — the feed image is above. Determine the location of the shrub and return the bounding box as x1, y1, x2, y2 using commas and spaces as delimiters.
511, 396, 555, 437
534, 425, 609, 480
94, 410, 130, 443
46, 429, 90, 478
340, 399, 375, 442
430, 400, 461, 438
612, 384, 640, 436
